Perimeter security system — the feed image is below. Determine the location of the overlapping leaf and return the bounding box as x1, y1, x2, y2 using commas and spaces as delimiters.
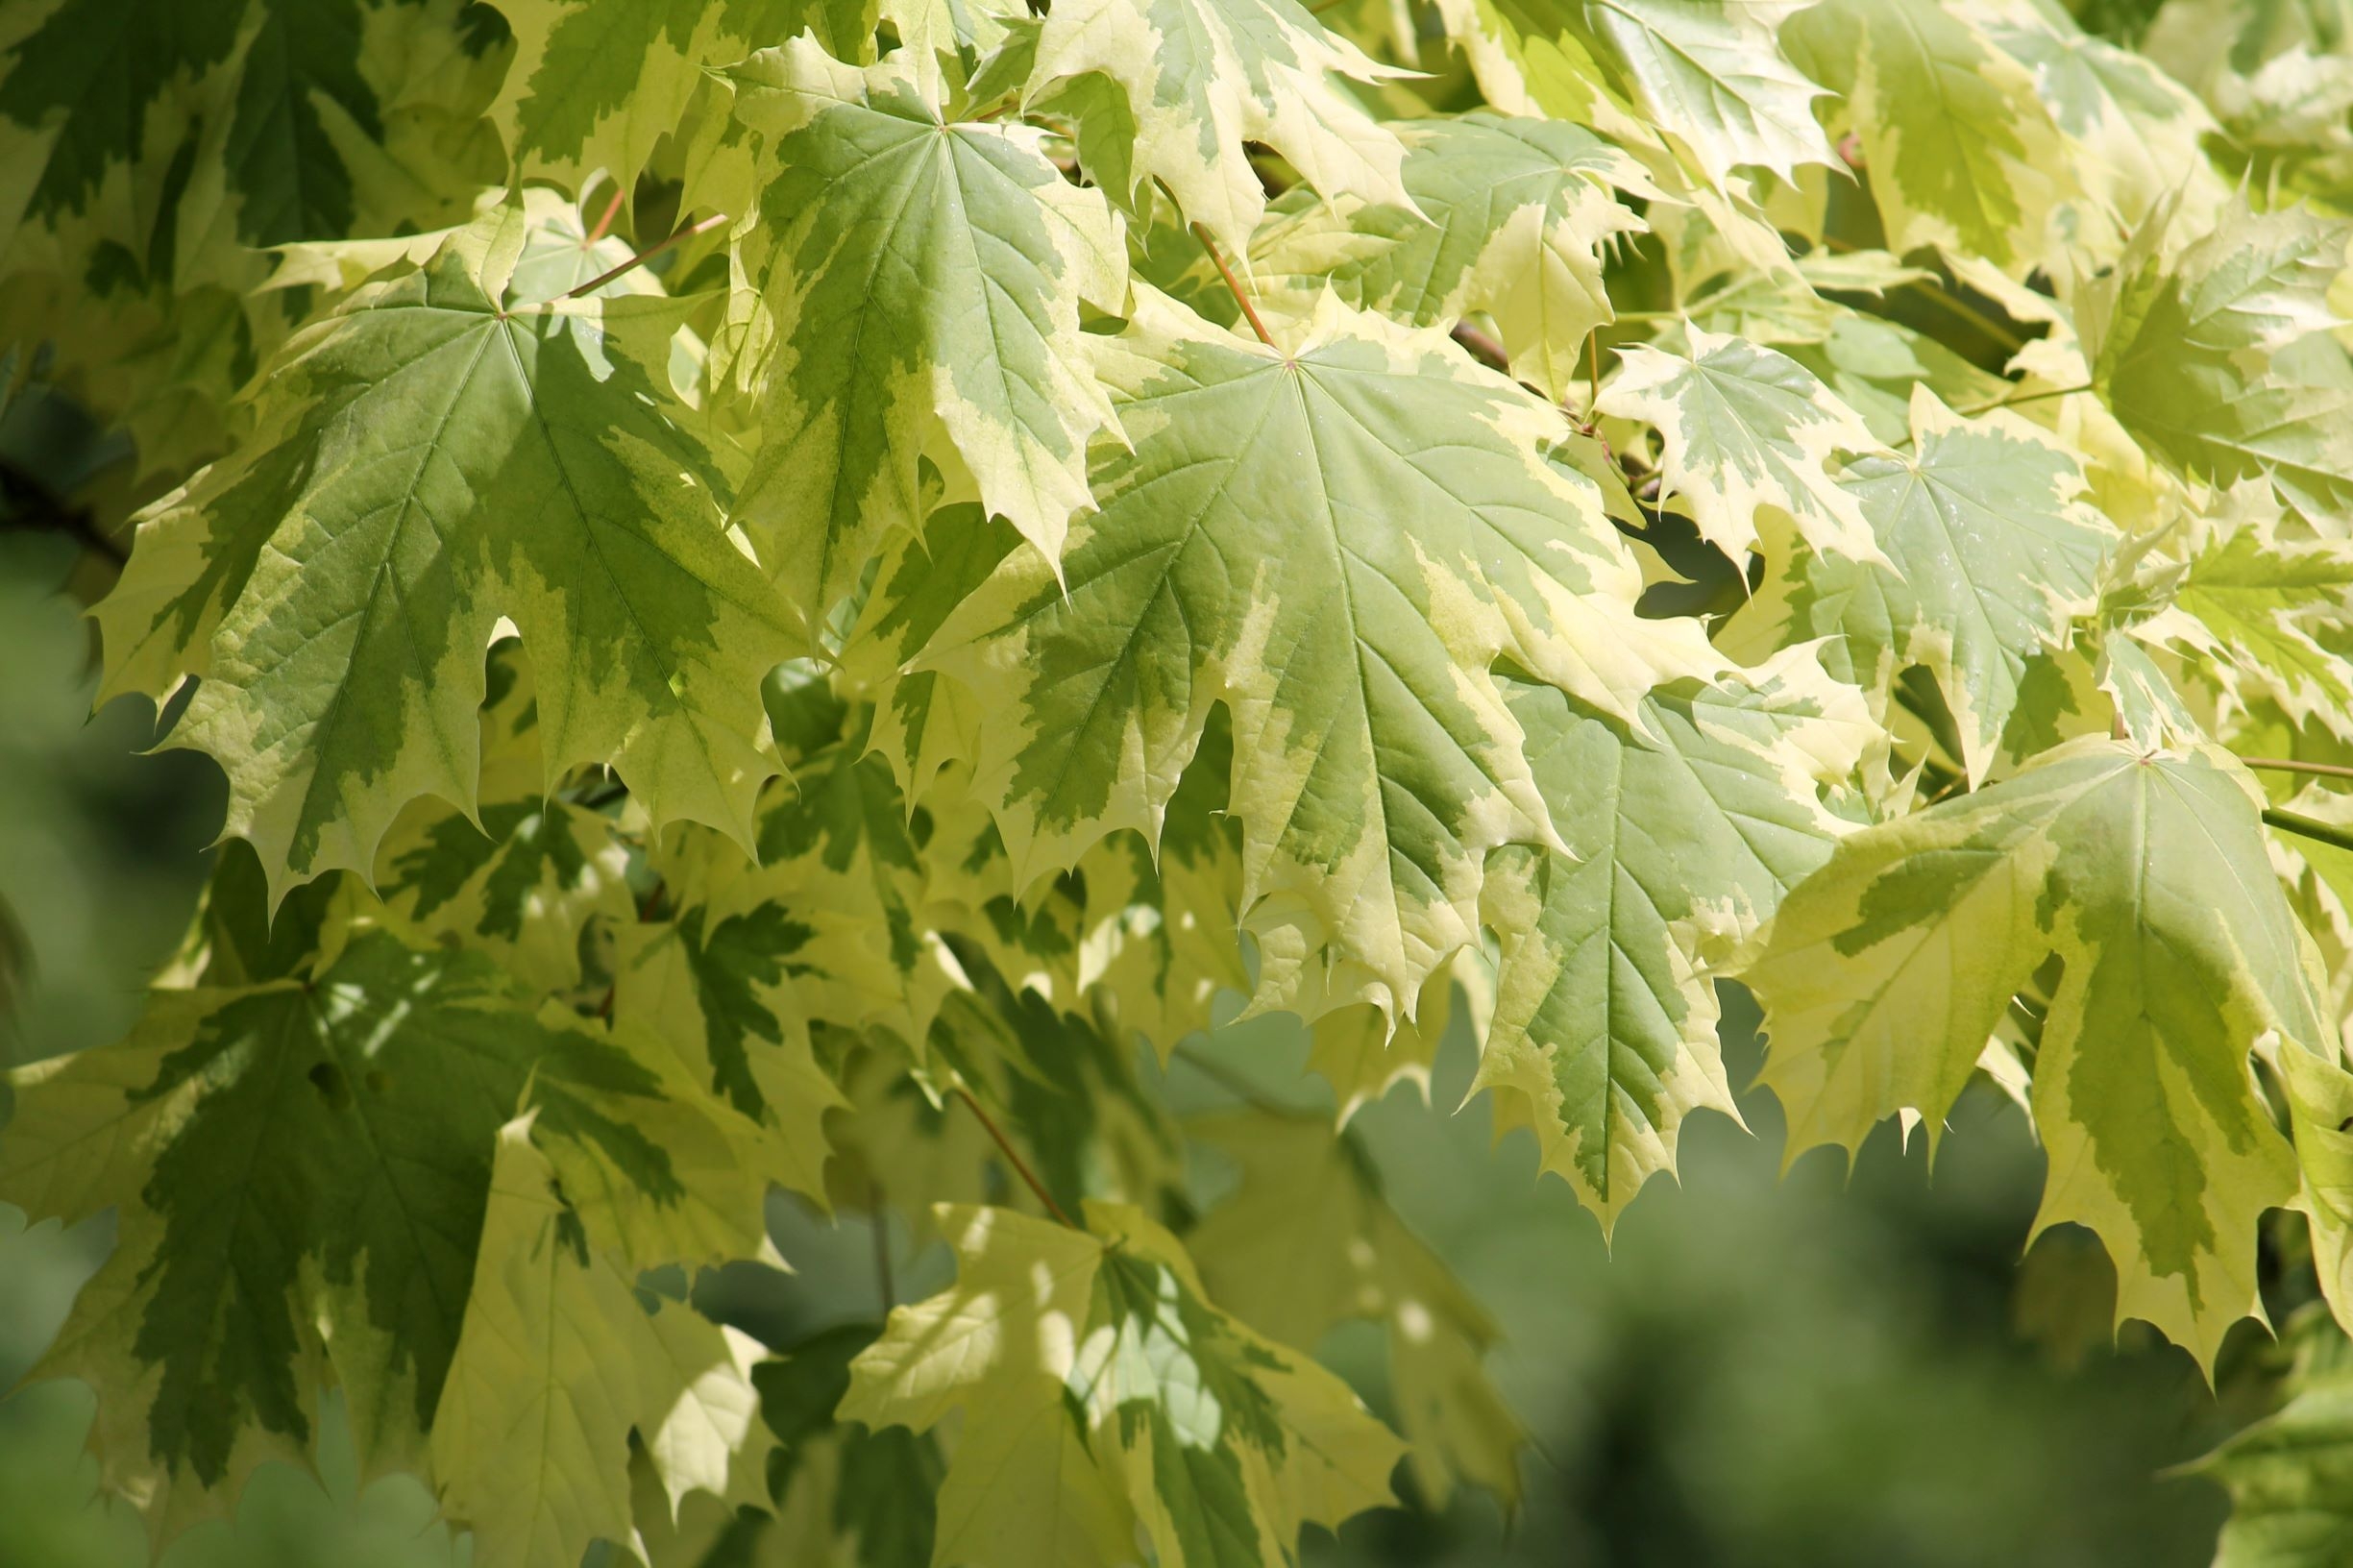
1728, 386, 2115, 783
1019, 0, 1412, 253
489, 0, 906, 197
1253, 111, 1649, 399
1747, 738, 2334, 1367
1188, 1108, 1527, 1507
1786, 0, 2071, 274
921, 288, 1719, 1019
1479, 649, 1871, 1230
93, 209, 797, 901
0, 0, 505, 282
373, 644, 634, 995
432, 1121, 773, 1568
843, 1202, 1406, 1568
724, 38, 1127, 622
2083, 197, 2353, 525
0, 920, 769, 1540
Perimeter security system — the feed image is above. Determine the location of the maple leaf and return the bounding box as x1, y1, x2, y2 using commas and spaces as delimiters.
1747, 738, 2333, 1369
1253, 111, 1650, 400
1786, 0, 2073, 274
0, 923, 768, 1539
1188, 1107, 1527, 1507
723, 37, 1128, 622
1479, 649, 1873, 1231
431, 1118, 772, 1568
920, 288, 1717, 1019
489, 0, 812, 198
92, 208, 797, 902
1019, 0, 1413, 254
1438, 0, 1839, 192
843, 1202, 1406, 1568
0, 0, 503, 281
1728, 385, 2117, 784
2083, 196, 2353, 527
1599, 324, 1889, 566
2126, 516, 2353, 747
372, 643, 635, 996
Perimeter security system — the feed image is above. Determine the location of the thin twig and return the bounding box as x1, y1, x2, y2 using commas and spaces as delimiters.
2265, 807, 2353, 856
1586, 330, 1603, 424
1955, 382, 2096, 418
1451, 321, 1510, 376
870, 1179, 895, 1311
585, 184, 627, 245
1190, 223, 1275, 349
2243, 756, 2353, 782
565, 212, 728, 299
956, 1087, 1077, 1227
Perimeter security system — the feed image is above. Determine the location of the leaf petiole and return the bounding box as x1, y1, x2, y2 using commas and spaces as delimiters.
2263, 806, 2353, 855
956, 1087, 1079, 1227
2242, 756, 2353, 782
1190, 222, 1277, 348
564, 211, 729, 299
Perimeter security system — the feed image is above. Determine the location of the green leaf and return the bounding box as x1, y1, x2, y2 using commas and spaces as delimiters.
1253, 111, 1649, 399
1188, 1107, 1527, 1507
0, 0, 504, 281
0, 924, 748, 1535
1977, 0, 2221, 236
372, 643, 635, 995
1599, 325, 1889, 566
490, 0, 818, 197
930, 939, 1189, 1216
1019, 0, 1411, 254
2196, 1333, 2353, 1567
1438, 0, 1839, 192
2127, 515, 2353, 747
2084, 195, 2353, 524
1786, 0, 2072, 274
642, 718, 960, 1068
1072, 723, 1251, 1057
430, 1117, 772, 1568
1305, 953, 1482, 1124
1727, 385, 2116, 783
919, 289, 1718, 1020
1746, 738, 2331, 1368
724, 38, 1128, 622
612, 910, 849, 1210
747, 1324, 944, 1568
842, 1201, 1405, 1568
93, 210, 797, 902
1478, 649, 1872, 1231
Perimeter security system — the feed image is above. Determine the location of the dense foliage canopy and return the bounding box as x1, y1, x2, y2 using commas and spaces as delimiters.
5, 0, 2353, 1561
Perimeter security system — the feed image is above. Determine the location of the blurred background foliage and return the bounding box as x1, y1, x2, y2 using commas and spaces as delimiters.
0, 415, 2255, 1562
